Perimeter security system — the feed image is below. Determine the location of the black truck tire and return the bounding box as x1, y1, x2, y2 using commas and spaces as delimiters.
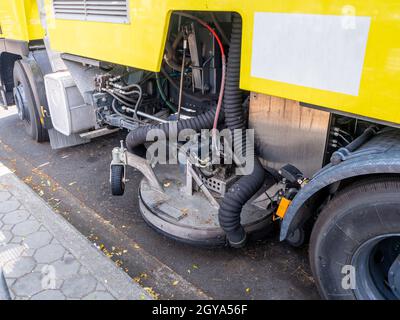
309, 176, 400, 300
13, 61, 48, 142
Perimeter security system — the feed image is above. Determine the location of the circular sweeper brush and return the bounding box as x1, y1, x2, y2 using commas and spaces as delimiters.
138, 164, 274, 247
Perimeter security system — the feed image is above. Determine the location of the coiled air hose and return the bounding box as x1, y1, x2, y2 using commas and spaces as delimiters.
218, 15, 266, 248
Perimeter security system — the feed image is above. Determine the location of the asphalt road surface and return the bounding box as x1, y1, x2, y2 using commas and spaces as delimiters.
0, 106, 319, 300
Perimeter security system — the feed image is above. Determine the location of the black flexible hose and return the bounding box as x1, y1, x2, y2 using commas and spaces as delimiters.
218, 15, 266, 248
125, 107, 218, 155
330, 126, 378, 165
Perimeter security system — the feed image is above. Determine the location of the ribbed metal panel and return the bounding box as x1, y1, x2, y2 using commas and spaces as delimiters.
53, 0, 129, 24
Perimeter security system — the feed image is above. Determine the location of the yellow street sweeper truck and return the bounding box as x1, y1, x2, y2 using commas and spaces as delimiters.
1, 0, 400, 300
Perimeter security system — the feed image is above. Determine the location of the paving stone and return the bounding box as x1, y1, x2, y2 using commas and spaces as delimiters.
0, 244, 27, 273
0, 191, 11, 201
4, 256, 35, 278
0, 200, 20, 213
52, 256, 81, 280
10, 236, 24, 244
34, 244, 65, 264
79, 265, 90, 275
2, 210, 30, 225
33, 263, 46, 273
61, 274, 97, 298
83, 291, 115, 300
2, 224, 13, 231
63, 252, 74, 261
0, 230, 12, 244
96, 283, 106, 291
22, 248, 36, 257
5, 277, 16, 288
12, 220, 40, 236
24, 231, 53, 249
12, 272, 43, 297
51, 238, 60, 245
31, 290, 66, 300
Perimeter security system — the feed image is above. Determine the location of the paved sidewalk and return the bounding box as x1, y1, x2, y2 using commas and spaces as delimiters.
0, 161, 151, 300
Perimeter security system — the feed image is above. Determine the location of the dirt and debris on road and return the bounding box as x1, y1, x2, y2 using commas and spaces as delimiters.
0, 107, 320, 300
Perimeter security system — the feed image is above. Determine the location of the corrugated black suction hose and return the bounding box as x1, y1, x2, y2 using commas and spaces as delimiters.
218, 15, 266, 248
125, 107, 218, 154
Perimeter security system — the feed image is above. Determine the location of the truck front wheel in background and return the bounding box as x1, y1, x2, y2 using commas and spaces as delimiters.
310, 176, 400, 300
13, 61, 48, 142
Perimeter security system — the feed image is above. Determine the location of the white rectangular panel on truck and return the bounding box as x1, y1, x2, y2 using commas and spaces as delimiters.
251, 12, 371, 96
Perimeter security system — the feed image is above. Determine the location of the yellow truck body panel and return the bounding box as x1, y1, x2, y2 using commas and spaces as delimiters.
0, 0, 44, 42
38, 1, 400, 125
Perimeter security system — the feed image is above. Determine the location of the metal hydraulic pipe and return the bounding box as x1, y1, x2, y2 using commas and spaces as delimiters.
122, 106, 169, 123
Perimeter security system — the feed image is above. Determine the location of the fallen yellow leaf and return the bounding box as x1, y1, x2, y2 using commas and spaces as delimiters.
144, 287, 159, 300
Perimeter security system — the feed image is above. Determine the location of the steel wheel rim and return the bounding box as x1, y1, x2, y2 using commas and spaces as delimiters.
352, 233, 400, 300
13, 83, 30, 123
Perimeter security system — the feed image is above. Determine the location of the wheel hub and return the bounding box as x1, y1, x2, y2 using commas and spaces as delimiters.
352, 234, 400, 300
13, 84, 28, 121
388, 254, 400, 299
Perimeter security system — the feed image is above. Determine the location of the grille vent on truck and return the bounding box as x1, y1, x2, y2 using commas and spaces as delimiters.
53, 0, 129, 24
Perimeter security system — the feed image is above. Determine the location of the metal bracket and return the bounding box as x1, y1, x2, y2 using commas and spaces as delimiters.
80, 127, 119, 140
186, 160, 219, 209
126, 152, 164, 193
110, 140, 164, 193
